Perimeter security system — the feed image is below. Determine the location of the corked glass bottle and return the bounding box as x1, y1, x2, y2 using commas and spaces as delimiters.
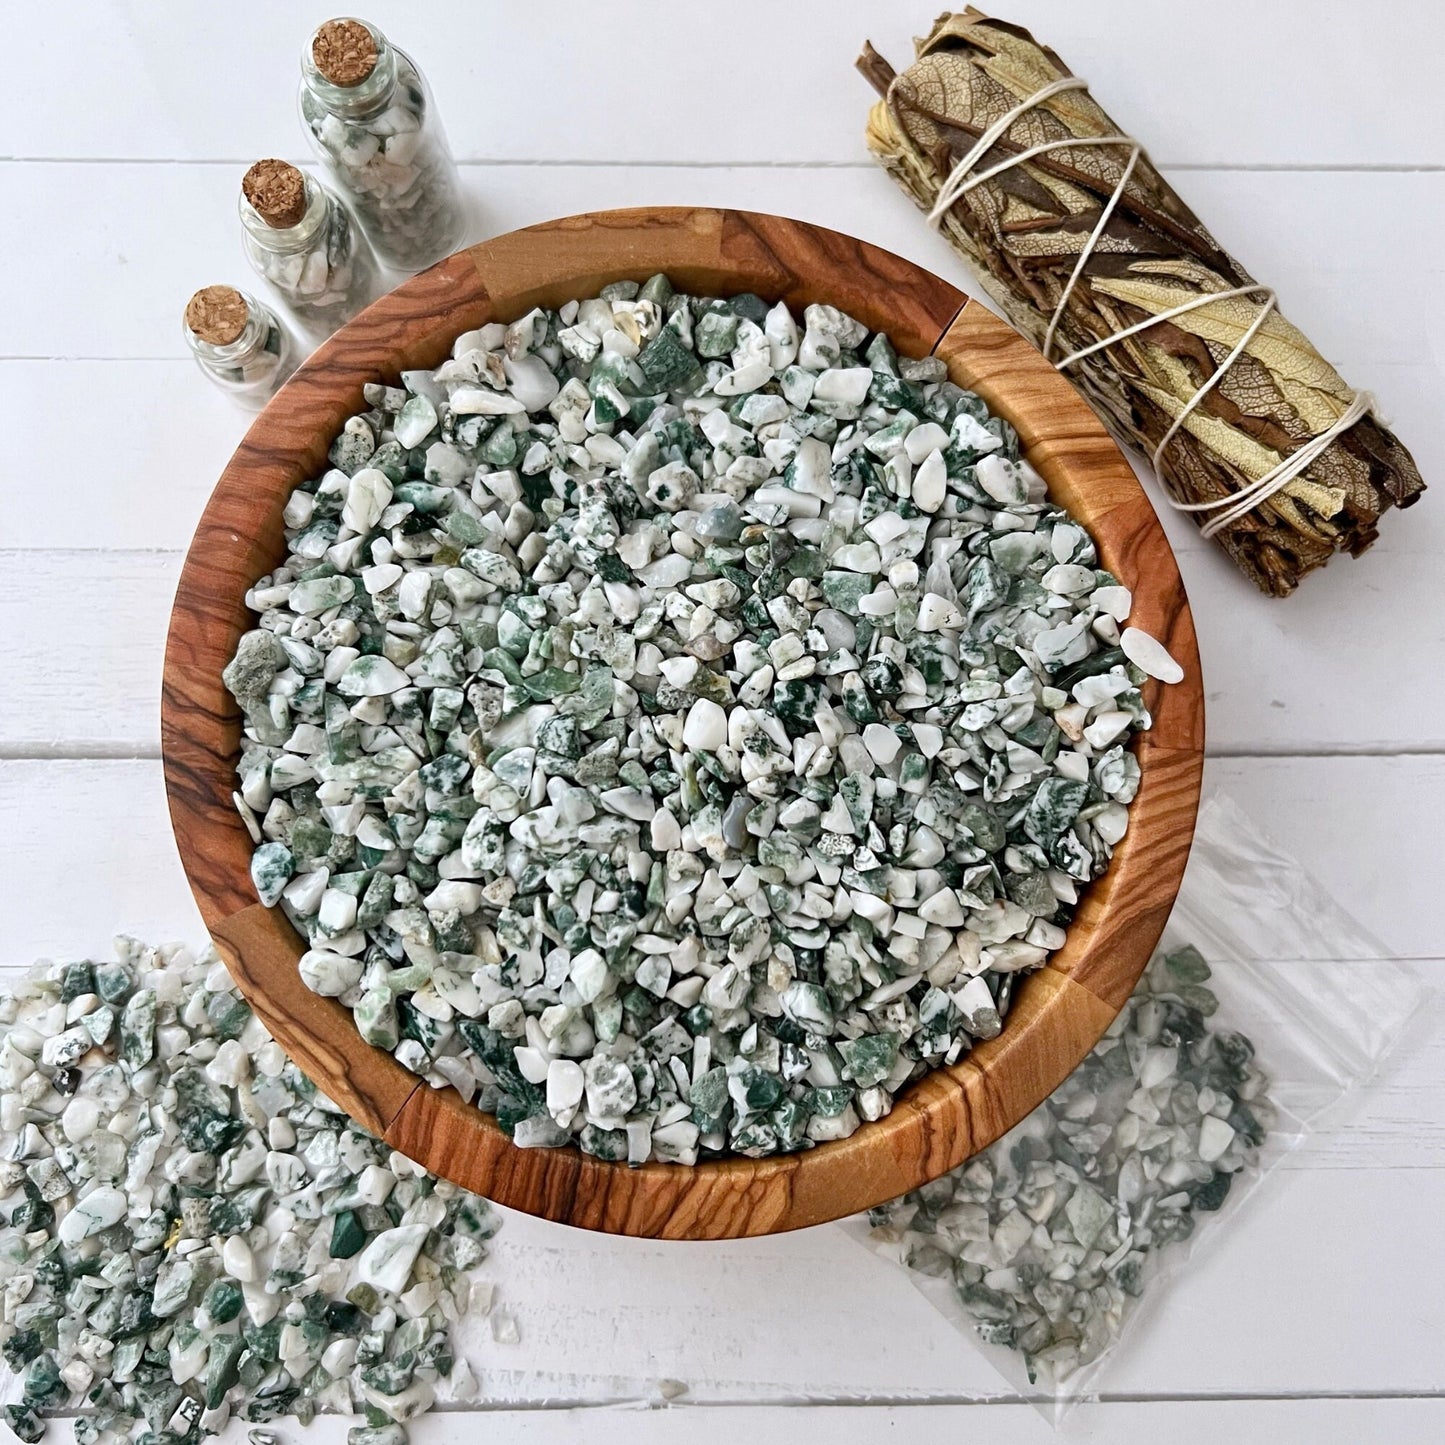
240, 159, 378, 337
183, 287, 294, 409
298, 17, 465, 272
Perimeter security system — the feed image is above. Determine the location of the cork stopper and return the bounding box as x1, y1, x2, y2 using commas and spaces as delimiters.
185, 286, 250, 345
311, 19, 378, 86
242, 159, 308, 229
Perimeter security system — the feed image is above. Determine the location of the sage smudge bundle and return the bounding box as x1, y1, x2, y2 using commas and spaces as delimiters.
858, 10, 1426, 596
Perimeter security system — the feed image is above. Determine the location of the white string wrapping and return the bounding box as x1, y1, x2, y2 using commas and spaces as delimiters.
920, 76, 1372, 539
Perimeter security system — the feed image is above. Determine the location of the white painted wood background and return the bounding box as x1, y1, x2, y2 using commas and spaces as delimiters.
4, 2, 1444, 1438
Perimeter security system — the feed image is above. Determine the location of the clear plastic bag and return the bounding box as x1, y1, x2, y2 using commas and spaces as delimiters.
843, 788, 1431, 1423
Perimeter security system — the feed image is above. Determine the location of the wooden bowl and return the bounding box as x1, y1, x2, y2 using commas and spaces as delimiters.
162, 207, 1203, 1239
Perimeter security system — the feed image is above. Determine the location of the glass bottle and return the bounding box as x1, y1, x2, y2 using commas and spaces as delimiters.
183, 287, 294, 409
240, 159, 379, 337
298, 17, 465, 272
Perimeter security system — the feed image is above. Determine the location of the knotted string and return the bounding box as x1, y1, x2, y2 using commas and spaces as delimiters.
918, 76, 1371, 539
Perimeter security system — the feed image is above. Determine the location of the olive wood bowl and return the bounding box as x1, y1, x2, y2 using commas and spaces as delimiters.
162, 207, 1204, 1239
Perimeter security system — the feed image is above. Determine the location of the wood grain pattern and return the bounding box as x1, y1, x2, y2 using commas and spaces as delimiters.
160, 207, 1203, 1239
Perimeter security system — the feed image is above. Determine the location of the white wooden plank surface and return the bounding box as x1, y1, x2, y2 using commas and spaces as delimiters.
8, 158, 1441, 589
3, 163, 1441, 755
11, 509, 1445, 755
387, 1169, 1445, 1402
4, 163, 1441, 370
5, 2, 1444, 1434
5, 756, 1441, 965
11, 1, 1445, 167
3, 757, 1441, 1179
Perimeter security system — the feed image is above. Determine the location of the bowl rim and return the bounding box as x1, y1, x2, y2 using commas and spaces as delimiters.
161, 206, 1204, 1239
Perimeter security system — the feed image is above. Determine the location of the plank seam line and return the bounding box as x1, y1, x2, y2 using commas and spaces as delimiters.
1211, 745, 1445, 759
90, 1387, 1445, 1410
0, 356, 195, 363
176, 1389, 1445, 1411
0, 546, 183, 558
409, 1389, 1445, 1409
0, 747, 162, 762
2, 156, 1442, 173
32, 1388, 1440, 1416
